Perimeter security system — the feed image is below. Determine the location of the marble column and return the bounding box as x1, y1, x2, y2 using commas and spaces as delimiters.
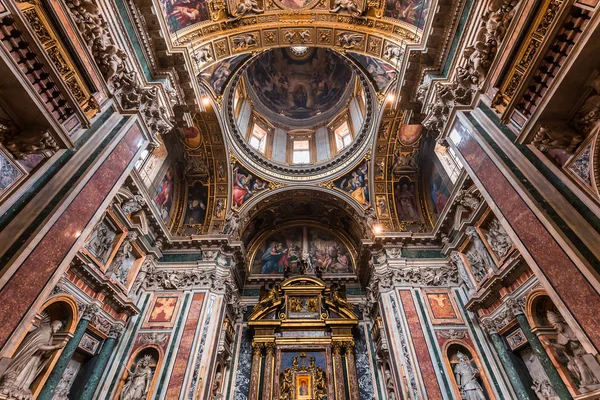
248, 342, 263, 399
38, 303, 100, 400
80, 322, 124, 399
509, 300, 573, 399
482, 320, 536, 400
332, 342, 347, 400
262, 343, 275, 400
343, 341, 360, 400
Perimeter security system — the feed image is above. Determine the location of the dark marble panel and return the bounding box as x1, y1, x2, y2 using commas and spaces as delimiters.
233, 327, 252, 400
355, 324, 376, 400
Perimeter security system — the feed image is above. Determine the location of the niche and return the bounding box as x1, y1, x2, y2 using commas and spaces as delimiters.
446, 343, 491, 400
116, 346, 161, 400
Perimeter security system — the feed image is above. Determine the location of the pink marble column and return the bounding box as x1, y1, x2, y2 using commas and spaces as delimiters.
262, 342, 275, 400
248, 342, 263, 399
344, 342, 360, 400
332, 342, 347, 400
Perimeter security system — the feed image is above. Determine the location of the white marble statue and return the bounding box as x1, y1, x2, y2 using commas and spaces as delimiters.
0, 321, 65, 399
547, 310, 600, 391
451, 251, 476, 292
454, 351, 486, 400
384, 368, 396, 400
466, 226, 497, 271
120, 354, 154, 400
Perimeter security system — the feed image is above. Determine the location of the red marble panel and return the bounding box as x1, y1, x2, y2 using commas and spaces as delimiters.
398, 290, 444, 400
453, 123, 600, 350
148, 296, 179, 323
426, 293, 457, 320
0, 123, 143, 348
165, 292, 205, 400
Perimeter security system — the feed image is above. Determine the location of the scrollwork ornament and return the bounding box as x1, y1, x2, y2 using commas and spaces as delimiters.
82, 303, 101, 321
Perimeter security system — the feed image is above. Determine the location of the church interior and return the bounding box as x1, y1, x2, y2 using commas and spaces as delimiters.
0, 0, 599, 397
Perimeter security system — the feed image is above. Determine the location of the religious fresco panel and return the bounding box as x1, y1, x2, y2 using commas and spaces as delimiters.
161, 0, 210, 33
199, 54, 250, 94
245, 48, 353, 119
183, 181, 209, 226
232, 163, 268, 210
384, 0, 431, 29
152, 165, 176, 223
429, 157, 453, 222
348, 53, 398, 91
333, 161, 369, 208
250, 225, 355, 275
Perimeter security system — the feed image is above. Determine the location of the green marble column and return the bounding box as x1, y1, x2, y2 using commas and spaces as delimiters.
513, 308, 572, 399
80, 322, 124, 399
482, 320, 536, 400
38, 303, 100, 400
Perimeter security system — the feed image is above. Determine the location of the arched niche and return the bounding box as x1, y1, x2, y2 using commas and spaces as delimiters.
524, 290, 600, 396
444, 341, 494, 400
4, 294, 80, 398
116, 345, 162, 400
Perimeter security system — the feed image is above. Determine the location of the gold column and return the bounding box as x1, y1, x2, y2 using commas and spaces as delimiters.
262, 342, 276, 400
344, 341, 360, 400
332, 341, 347, 400
249, 342, 264, 399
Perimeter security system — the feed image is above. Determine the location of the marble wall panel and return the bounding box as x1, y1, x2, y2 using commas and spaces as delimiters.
355, 324, 376, 400
451, 115, 600, 350
0, 123, 143, 348
232, 327, 252, 400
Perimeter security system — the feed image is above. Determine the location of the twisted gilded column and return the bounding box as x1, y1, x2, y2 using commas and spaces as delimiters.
262, 342, 276, 400
248, 342, 264, 399
332, 341, 347, 400
38, 303, 100, 400
343, 341, 360, 400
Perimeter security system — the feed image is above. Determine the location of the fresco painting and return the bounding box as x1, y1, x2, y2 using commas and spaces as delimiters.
232, 164, 268, 209
199, 55, 249, 94
245, 48, 353, 119
334, 161, 369, 207
251, 225, 354, 275
430, 158, 453, 219
183, 181, 208, 225
384, 0, 430, 29
349, 53, 397, 91
153, 167, 175, 223
161, 0, 210, 33
395, 177, 420, 221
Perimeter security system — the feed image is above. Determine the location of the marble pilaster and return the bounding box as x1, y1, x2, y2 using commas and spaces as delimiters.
80, 323, 124, 399
332, 342, 347, 400
38, 303, 100, 400
344, 342, 360, 400
248, 343, 263, 399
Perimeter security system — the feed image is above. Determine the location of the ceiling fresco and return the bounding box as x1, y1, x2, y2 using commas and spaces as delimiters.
199, 54, 250, 94
384, 0, 431, 29
245, 48, 353, 119
348, 53, 398, 91
161, 0, 210, 33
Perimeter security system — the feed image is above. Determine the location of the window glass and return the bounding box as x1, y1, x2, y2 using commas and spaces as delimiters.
293, 140, 310, 164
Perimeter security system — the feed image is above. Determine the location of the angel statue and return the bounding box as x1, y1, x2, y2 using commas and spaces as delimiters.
120, 354, 155, 400
0, 320, 65, 399
232, 0, 263, 18
453, 351, 486, 400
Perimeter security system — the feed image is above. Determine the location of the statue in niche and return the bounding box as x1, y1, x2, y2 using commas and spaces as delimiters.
221, 210, 240, 237
121, 195, 145, 216
120, 354, 154, 400
451, 251, 476, 292
531, 379, 560, 400
453, 351, 486, 400
466, 250, 488, 282
86, 220, 114, 262
109, 232, 138, 285
456, 190, 480, 211
211, 371, 223, 399
384, 367, 397, 400
130, 255, 155, 294
465, 227, 497, 271
485, 218, 513, 258
547, 310, 600, 391
0, 321, 65, 399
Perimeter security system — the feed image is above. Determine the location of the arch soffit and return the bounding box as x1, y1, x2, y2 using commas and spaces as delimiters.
39, 294, 80, 334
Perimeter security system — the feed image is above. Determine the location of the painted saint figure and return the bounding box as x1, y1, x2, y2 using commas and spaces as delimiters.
261, 242, 288, 273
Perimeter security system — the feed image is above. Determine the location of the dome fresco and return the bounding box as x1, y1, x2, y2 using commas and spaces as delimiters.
245, 48, 353, 119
